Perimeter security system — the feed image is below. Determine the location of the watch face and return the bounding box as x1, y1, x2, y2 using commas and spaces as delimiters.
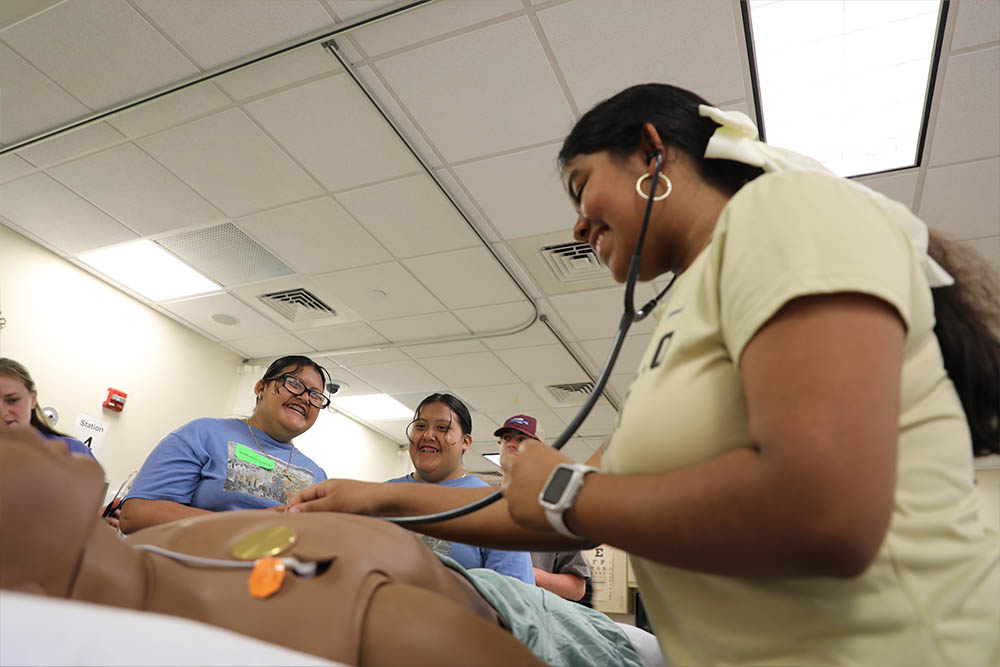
542, 467, 574, 504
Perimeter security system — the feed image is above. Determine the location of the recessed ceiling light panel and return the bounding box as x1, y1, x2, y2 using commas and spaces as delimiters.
78, 240, 220, 302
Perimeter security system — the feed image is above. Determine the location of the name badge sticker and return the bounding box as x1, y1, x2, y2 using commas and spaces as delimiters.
233, 443, 276, 470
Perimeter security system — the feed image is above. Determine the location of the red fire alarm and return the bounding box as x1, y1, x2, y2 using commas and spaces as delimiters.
103, 388, 127, 412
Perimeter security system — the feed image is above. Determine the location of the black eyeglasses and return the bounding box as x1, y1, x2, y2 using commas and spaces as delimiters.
271, 374, 330, 409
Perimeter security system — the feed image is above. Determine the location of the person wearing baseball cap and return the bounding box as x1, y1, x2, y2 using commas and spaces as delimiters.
496, 415, 592, 604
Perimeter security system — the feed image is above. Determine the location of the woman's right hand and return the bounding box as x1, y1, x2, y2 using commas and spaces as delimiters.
287, 479, 385, 515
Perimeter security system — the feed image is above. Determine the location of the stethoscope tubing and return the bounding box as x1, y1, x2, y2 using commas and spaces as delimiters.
383, 153, 672, 527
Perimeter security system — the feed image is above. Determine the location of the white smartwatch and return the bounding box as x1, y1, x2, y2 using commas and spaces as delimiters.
538, 463, 598, 538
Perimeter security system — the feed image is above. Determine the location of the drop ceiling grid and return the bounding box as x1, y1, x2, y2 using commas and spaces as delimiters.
0, 0, 201, 111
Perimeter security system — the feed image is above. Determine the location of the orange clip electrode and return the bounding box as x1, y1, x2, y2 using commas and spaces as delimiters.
248, 557, 286, 599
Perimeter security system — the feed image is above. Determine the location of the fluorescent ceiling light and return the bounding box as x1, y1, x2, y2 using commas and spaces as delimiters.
78, 240, 220, 301
483, 453, 502, 468
748, 0, 941, 177
330, 393, 413, 421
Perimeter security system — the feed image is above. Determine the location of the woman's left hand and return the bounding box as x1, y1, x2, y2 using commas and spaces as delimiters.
501, 439, 573, 532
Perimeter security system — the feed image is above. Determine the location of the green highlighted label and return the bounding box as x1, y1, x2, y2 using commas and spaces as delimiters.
234, 443, 275, 470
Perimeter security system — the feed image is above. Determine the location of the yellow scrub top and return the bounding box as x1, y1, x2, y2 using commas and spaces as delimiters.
604, 170, 999, 666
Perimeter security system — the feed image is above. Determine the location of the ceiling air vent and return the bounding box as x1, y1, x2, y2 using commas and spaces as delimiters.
157, 223, 293, 286
546, 381, 595, 405
538, 242, 608, 284
258, 289, 336, 323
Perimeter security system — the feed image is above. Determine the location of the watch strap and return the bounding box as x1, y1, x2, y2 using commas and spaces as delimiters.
540, 463, 597, 538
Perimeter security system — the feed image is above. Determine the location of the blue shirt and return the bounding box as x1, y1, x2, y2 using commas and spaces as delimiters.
385, 473, 535, 584
42, 431, 96, 459
126, 417, 326, 511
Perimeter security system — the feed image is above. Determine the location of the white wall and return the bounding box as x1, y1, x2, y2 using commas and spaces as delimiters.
294, 409, 411, 482
0, 227, 406, 501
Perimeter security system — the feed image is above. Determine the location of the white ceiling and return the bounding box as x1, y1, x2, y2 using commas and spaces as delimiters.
2, 0, 998, 473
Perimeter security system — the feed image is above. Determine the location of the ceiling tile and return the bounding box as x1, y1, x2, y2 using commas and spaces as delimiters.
433, 168, 500, 242
133, 0, 333, 70
137, 108, 322, 216
323, 0, 398, 22
920, 158, 1000, 240
453, 142, 574, 239
216, 43, 340, 100
316, 362, 378, 396
537, 0, 746, 112
369, 311, 469, 343
327, 347, 408, 368
950, 0, 1000, 50
0, 173, 135, 253
0, 153, 34, 184
489, 242, 543, 299
106, 82, 231, 138
579, 333, 651, 378
349, 359, 444, 394
335, 174, 479, 258
50, 143, 225, 236
469, 411, 502, 443
355, 64, 442, 168
455, 383, 549, 412
454, 301, 537, 335
403, 247, 525, 309
311, 261, 445, 320
160, 292, 283, 341
493, 344, 588, 384
1, 0, 198, 109
930, 46, 1000, 165
0, 42, 89, 145
855, 170, 919, 211
552, 403, 618, 438
0, 0, 62, 30
342, 0, 521, 57
417, 352, 519, 388
227, 331, 316, 359
375, 16, 575, 162
245, 74, 421, 191
608, 373, 636, 400
557, 438, 595, 463
295, 322, 388, 351
481, 321, 557, 351
236, 197, 391, 274
548, 284, 658, 341
17, 122, 123, 168
960, 235, 1000, 275
403, 339, 487, 359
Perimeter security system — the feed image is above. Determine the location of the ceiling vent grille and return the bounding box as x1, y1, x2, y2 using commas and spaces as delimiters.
546, 381, 595, 405
157, 223, 293, 286
538, 242, 608, 284
258, 289, 336, 323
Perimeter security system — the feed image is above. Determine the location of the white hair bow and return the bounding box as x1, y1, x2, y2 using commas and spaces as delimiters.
698, 104, 953, 287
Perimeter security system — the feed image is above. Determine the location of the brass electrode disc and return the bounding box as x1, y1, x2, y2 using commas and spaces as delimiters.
232, 525, 297, 561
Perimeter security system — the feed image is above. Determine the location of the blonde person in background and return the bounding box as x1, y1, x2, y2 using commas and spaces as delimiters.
0, 357, 120, 529
496, 414, 591, 603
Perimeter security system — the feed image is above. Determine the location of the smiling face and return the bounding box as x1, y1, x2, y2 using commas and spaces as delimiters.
251, 364, 324, 443
0, 374, 36, 431
407, 401, 471, 484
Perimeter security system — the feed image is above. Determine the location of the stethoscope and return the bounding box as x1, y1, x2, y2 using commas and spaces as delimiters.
385, 151, 676, 526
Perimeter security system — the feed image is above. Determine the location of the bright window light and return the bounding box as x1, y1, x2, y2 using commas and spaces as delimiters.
330, 393, 414, 421
483, 453, 502, 468
78, 240, 220, 301
748, 0, 942, 177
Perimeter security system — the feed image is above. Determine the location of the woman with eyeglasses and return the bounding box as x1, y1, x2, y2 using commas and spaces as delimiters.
119, 355, 330, 535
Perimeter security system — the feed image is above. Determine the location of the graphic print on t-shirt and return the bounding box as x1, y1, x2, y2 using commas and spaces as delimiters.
222, 441, 315, 503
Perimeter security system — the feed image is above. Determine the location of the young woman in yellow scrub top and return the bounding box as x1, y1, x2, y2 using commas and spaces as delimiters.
290, 84, 999, 666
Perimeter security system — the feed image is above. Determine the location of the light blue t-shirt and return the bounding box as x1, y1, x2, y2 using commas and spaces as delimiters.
42, 431, 96, 460
126, 417, 326, 511
385, 473, 535, 585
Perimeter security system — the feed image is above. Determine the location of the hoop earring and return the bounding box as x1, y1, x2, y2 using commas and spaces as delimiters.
635, 173, 672, 201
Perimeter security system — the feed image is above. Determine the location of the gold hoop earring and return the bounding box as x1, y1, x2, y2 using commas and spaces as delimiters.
635, 173, 672, 201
